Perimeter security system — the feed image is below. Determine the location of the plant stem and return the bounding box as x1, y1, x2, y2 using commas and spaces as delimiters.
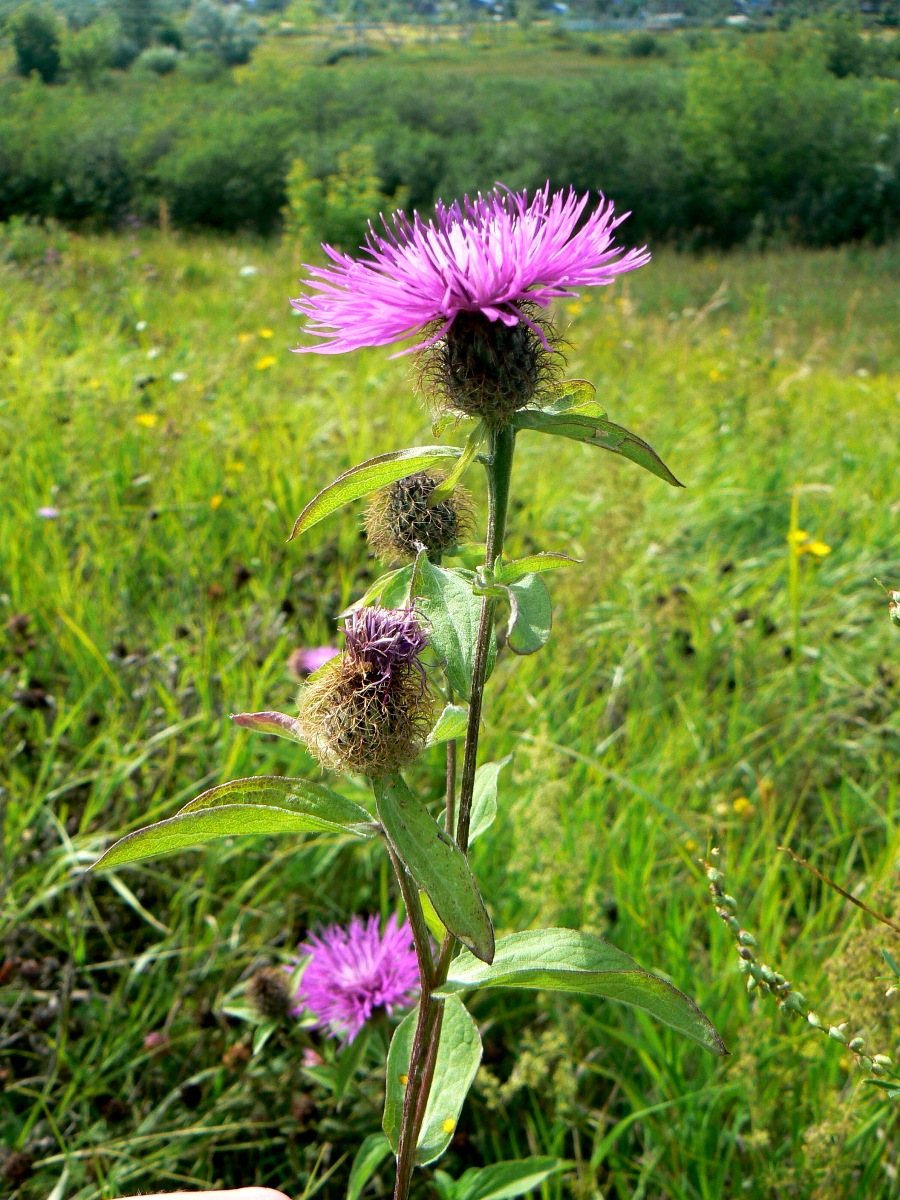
391, 423, 516, 1200
455, 423, 515, 855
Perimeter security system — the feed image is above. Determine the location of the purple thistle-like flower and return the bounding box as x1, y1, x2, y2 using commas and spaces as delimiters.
291, 183, 650, 356
344, 606, 428, 687
294, 914, 420, 1042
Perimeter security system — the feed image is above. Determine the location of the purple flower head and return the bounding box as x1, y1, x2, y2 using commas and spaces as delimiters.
295, 914, 420, 1042
291, 184, 650, 357
343, 606, 428, 687
36, 506, 60, 519
288, 645, 340, 677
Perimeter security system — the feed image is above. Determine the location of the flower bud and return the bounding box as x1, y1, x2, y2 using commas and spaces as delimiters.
418, 306, 561, 426
248, 968, 293, 1021
297, 607, 433, 777
365, 471, 474, 563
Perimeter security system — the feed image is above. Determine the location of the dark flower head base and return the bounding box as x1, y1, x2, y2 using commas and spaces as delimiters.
365, 471, 474, 563
417, 304, 563, 425
297, 606, 433, 776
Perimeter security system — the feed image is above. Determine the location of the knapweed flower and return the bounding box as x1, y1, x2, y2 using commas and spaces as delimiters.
288, 645, 340, 678
294, 914, 419, 1042
292, 184, 649, 423
297, 606, 432, 776
36, 506, 60, 519
365, 471, 474, 563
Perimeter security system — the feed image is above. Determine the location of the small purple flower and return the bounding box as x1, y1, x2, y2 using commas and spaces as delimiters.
295, 914, 420, 1042
36, 506, 60, 519
344, 606, 428, 687
288, 645, 340, 677
291, 183, 649, 356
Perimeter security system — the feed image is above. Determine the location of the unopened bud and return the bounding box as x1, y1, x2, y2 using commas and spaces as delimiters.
738, 931, 757, 948
247, 967, 292, 1021
849, 1037, 866, 1052
365, 472, 474, 563
828, 1026, 848, 1044
808, 1011, 825, 1029
874, 1054, 893, 1066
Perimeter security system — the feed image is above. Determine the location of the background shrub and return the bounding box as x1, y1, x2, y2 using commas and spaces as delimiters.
9, 3, 61, 82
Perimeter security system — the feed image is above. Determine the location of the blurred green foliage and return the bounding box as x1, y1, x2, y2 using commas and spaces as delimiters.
0, 27, 898, 245
0, 227, 898, 1200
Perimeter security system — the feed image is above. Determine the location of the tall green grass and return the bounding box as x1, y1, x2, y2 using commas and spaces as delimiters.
1, 231, 899, 1199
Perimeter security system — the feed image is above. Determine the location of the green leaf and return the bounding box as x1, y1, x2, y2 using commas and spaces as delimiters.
344, 565, 414, 613
427, 703, 470, 745
178, 775, 374, 831
470, 756, 511, 843
413, 557, 494, 699
543, 377, 603, 415
93, 803, 370, 871
419, 889, 447, 942
428, 421, 486, 506
505, 575, 552, 656
436, 928, 726, 1056
289, 446, 463, 539
513, 409, 683, 488
374, 774, 494, 964
333, 1025, 371, 1104
383, 996, 482, 1165
454, 1158, 564, 1200
347, 1132, 392, 1200
231, 710, 304, 743
252, 1021, 277, 1056
496, 553, 581, 585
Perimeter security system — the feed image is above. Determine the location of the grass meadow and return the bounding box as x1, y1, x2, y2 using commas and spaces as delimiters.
1, 230, 899, 1200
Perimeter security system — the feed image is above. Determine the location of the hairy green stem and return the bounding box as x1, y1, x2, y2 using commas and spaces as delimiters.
455, 423, 515, 855
392, 424, 516, 1200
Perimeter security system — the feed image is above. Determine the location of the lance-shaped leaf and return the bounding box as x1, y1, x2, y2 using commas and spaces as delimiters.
436, 928, 726, 1056
513, 409, 683, 488
383, 996, 482, 1164
444, 1157, 565, 1200
469, 756, 511, 843
428, 421, 486, 506
92, 777, 375, 870
290, 446, 463, 540
178, 775, 374, 829
504, 574, 552, 656
374, 774, 494, 963
347, 1133, 392, 1200
93, 804, 371, 871
496, 552, 581, 586
427, 703, 469, 745
413, 557, 494, 699
231, 710, 305, 743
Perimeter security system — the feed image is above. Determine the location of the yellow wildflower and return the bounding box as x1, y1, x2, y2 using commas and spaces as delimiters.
256, 355, 277, 371
787, 529, 810, 545
135, 413, 159, 428
259, 328, 274, 338
708, 368, 723, 382
733, 796, 754, 818
210, 495, 224, 510
238, 332, 254, 343
805, 541, 832, 557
